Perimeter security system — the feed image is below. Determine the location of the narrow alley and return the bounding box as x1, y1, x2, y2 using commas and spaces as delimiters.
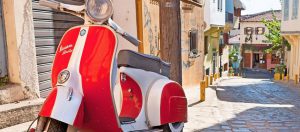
185, 70, 300, 132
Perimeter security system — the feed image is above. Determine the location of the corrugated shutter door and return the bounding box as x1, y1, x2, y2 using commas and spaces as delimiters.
0, 0, 8, 78
32, 0, 84, 97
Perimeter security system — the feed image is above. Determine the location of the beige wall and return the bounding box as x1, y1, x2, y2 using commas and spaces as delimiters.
140, 0, 160, 56
221, 45, 229, 75
240, 22, 271, 45
2, 0, 39, 97
113, 0, 138, 52
283, 35, 300, 80
181, 2, 205, 88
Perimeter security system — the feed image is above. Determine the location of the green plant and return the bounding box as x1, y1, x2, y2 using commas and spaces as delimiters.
229, 67, 234, 74
262, 11, 290, 53
229, 47, 239, 62
274, 64, 286, 74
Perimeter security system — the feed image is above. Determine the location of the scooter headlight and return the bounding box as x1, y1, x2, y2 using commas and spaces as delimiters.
86, 0, 113, 23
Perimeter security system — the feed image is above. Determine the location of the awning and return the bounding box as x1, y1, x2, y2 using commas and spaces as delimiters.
234, 0, 246, 10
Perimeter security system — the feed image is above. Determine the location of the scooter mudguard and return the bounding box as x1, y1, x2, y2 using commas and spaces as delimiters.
147, 79, 187, 127
39, 25, 122, 132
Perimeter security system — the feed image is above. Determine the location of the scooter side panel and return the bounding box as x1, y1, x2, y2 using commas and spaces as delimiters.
78, 26, 121, 131
119, 73, 143, 119
39, 27, 80, 117
39, 26, 122, 131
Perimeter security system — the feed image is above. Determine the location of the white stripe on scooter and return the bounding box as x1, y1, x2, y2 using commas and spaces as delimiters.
51, 27, 89, 125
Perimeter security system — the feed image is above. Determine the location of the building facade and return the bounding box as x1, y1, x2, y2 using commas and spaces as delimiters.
136, 0, 205, 88
240, 10, 282, 70
204, 0, 225, 77
281, 0, 300, 81
222, 0, 245, 76
180, 1, 205, 87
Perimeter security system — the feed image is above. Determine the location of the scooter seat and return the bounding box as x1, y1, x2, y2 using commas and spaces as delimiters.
117, 50, 170, 77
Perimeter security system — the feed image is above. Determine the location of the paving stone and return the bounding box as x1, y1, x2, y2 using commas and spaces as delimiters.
184, 70, 300, 132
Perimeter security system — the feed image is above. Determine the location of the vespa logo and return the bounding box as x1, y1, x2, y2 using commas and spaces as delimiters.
58, 70, 70, 84
60, 44, 73, 55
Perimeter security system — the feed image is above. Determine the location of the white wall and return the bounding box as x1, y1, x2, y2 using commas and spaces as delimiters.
204, 0, 211, 31
204, 0, 225, 31
113, 0, 138, 52
240, 22, 271, 45
281, 0, 300, 33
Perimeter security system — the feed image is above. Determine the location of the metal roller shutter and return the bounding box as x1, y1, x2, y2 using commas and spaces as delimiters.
0, 0, 8, 78
32, 0, 84, 97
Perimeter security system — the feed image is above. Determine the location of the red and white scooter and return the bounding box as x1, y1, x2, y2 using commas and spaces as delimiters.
31, 0, 187, 131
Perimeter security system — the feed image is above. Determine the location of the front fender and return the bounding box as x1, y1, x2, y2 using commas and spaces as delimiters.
39, 86, 84, 128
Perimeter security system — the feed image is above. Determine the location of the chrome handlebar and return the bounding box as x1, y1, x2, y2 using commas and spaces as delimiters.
108, 19, 140, 46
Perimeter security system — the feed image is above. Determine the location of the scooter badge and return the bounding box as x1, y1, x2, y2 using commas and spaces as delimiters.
58, 70, 70, 84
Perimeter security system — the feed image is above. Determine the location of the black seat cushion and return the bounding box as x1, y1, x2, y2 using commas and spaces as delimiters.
117, 50, 170, 78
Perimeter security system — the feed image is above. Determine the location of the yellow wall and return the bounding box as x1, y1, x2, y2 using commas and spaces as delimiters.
204, 29, 221, 75
180, 2, 204, 88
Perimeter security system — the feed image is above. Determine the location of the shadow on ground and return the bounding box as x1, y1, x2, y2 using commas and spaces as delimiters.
191, 106, 300, 132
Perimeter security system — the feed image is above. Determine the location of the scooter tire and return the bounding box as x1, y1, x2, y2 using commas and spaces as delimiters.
162, 122, 184, 132
47, 119, 68, 132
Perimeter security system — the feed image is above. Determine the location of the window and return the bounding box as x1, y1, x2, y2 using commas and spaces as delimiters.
218, 0, 223, 11
189, 29, 198, 55
292, 0, 299, 19
284, 0, 290, 20
206, 68, 210, 75
255, 27, 265, 35
204, 36, 209, 55
219, 32, 224, 46
224, 63, 228, 71
271, 54, 280, 64
244, 27, 254, 35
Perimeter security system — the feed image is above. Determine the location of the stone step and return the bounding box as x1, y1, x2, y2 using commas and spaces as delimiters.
0, 121, 36, 132
0, 84, 36, 105
0, 99, 44, 129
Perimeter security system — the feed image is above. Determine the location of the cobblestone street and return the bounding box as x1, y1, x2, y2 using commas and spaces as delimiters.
185, 70, 300, 132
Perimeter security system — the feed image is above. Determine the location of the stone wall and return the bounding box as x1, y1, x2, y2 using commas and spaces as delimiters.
2, 0, 39, 98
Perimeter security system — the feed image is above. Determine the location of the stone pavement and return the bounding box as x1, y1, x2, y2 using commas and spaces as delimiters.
184, 70, 300, 132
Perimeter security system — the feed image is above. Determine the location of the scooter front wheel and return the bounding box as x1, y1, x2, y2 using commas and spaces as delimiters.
35, 117, 75, 132
162, 122, 184, 132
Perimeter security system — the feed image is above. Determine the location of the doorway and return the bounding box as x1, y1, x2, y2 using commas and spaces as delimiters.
253, 53, 260, 68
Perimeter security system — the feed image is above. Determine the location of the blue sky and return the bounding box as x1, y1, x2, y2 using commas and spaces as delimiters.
241, 0, 282, 15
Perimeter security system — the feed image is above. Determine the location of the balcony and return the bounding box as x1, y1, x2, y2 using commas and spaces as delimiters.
226, 12, 234, 24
